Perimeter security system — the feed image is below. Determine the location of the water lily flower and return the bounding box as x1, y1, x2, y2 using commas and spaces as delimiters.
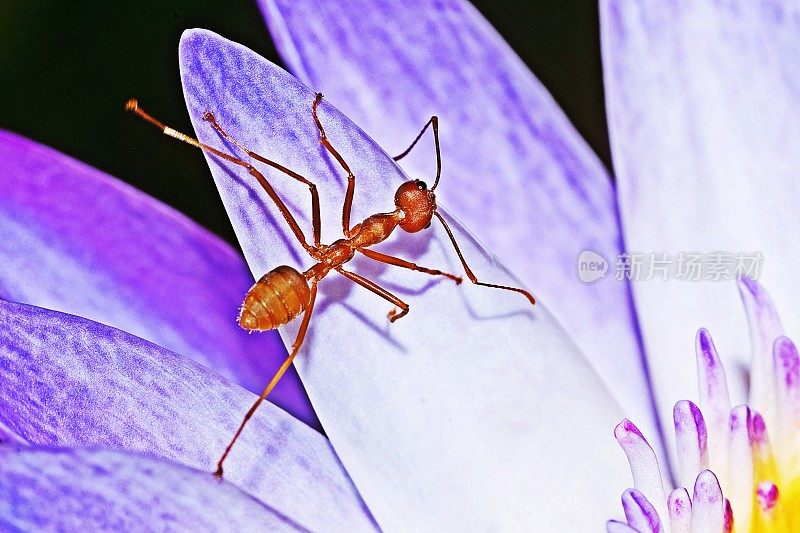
2, 0, 798, 530
609, 278, 799, 532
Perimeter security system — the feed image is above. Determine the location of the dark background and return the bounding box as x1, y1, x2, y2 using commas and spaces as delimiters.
0, 1, 609, 248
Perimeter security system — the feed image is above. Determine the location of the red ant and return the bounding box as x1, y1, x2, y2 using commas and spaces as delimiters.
126, 94, 535, 477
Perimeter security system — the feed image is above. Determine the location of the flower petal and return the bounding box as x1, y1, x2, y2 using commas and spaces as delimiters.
0, 446, 301, 530
179, 29, 629, 530
601, 0, 800, 461
0, 298, 376, 531
259, 0, 658, 443
0, 130, 317, 429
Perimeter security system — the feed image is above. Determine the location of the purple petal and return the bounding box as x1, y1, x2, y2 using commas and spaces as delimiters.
673, 400, 708, 489
621, 489, 663, 533
0, 299, 375, 531
602, 0, 800, 461
738, 277, 783, 430
179, 29, 629, 530
0, 130, 317, 429
0, 446, 301, 530
259, 0, 657, 445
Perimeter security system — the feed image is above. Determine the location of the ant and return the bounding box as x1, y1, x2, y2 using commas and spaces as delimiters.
126, 94, 535, 478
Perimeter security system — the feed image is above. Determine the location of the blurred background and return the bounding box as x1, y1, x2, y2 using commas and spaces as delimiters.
0, 1, 609, 248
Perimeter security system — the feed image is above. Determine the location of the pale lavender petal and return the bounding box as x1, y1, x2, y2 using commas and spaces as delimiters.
727, 405, 753, 527
691, 470, 725, 533
0, 130, 317, 429
695, 329, 732, 486
667, 487, 692, 533
179, 29, 628, 530
0, 446, 300, 531
0, 299, 376, 531
614, 419, 668, 526
259, 0, 657, 446
602, 0, 800, 462
621, 489, 663, 533
673, 400, 708, 489
738, 276, 783, 431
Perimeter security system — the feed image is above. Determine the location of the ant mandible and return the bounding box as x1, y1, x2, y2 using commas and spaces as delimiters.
125, 93, 535, 478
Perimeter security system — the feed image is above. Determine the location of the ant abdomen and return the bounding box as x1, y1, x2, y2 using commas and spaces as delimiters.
238, 265, 311, 331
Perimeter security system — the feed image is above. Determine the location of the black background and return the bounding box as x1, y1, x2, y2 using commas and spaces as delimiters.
0, 1, 609, 248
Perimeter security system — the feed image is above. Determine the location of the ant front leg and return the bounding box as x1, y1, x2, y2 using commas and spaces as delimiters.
203, 112, 323, 247
360, 248, 462, 284
335, 267, 410, 322
393, 116, 442, 190
125, 101, 320, 256
312, 93, 357, 238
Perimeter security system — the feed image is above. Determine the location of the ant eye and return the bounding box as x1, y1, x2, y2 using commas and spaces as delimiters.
415, 180, 427, 190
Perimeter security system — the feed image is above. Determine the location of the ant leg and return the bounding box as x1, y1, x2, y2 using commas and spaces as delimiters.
335, 267, 410, 322
126, 100, 319, 257
214, 282, 318, 478
434, 212, 536, 305
393, 116, 441, 190
312, 93, 356, 237
359, 248, 462, 284
202, 112, 322, 247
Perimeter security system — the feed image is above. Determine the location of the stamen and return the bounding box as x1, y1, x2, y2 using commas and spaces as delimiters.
621, 489, 662, 533
673, 400, 708, 488
667, 487, 692, 533
695, 328, 732, 487
690, 470, 724, 532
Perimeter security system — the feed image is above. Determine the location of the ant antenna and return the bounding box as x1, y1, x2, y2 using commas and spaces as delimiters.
393, 116, 442, 190
434, 212, 536, 305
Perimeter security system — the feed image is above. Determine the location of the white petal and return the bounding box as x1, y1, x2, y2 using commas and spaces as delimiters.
179, 29, 628, 530
258, 0, 658, 450
601, 0, 800, 465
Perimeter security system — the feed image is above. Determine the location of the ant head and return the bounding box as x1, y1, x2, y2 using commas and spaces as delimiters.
395, 179, 436, 233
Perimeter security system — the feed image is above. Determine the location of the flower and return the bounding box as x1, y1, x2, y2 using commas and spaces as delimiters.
2, 0, 799, 530
609, 277, 800, 532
